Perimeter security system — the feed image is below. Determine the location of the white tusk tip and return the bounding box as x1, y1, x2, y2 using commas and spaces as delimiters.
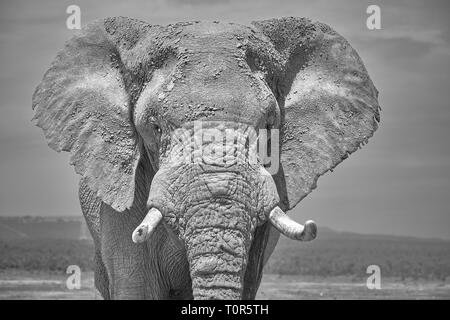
304, 220, 317, 241
131, 208, 163, 244
268, 206, 317, 242
132, 225, 148, 244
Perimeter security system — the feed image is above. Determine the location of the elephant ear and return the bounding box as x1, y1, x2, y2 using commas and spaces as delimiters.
252, 17, 380, 210
32, 17, 154, 212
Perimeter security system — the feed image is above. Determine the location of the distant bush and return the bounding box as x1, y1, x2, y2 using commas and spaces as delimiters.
0, 239, 94, 271
264, 238, 450, 281
1, 236, 449, 281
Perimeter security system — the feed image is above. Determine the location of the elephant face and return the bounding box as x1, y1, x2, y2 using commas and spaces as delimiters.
33, 17, 380, 299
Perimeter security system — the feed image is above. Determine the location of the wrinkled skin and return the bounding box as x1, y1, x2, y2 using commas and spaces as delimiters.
33, 17, 380, 299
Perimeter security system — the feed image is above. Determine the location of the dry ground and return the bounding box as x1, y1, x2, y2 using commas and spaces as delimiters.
1, 270, 449, 300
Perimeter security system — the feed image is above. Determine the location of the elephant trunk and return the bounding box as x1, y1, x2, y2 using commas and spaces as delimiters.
136, 122, 283, 299
183, 201, 252, 300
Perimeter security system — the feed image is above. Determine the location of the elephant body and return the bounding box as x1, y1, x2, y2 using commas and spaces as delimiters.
33, 17, 380, 299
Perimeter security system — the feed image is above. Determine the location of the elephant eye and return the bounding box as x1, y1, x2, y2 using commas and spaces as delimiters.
147, 116, 161, 135
254, 57, 265, 70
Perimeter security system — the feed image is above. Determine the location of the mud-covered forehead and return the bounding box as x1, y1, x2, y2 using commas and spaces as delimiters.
166, 21, 281, 74
175, 20, 252, 38
134, 21, 281, 129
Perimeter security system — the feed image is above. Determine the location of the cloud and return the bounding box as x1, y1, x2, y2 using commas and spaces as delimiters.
167, 0, 229, 6
354, 36, 434, 62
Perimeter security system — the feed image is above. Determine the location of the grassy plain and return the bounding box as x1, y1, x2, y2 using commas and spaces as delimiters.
1, 217, 449, 299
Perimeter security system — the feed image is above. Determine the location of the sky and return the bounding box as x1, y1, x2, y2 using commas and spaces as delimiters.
0, 0, 449, 239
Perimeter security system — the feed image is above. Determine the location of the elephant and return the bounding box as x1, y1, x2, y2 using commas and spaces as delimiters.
32, 16, 380, 300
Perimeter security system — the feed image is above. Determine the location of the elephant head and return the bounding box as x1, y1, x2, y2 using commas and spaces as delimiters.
32, 17, 380, 299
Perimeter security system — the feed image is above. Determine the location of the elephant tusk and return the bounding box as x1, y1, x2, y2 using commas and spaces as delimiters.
132, 208, 163, 243
268, 206, 317, 241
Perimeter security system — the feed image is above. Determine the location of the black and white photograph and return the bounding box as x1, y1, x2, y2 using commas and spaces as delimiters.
0, 0, 449, 306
